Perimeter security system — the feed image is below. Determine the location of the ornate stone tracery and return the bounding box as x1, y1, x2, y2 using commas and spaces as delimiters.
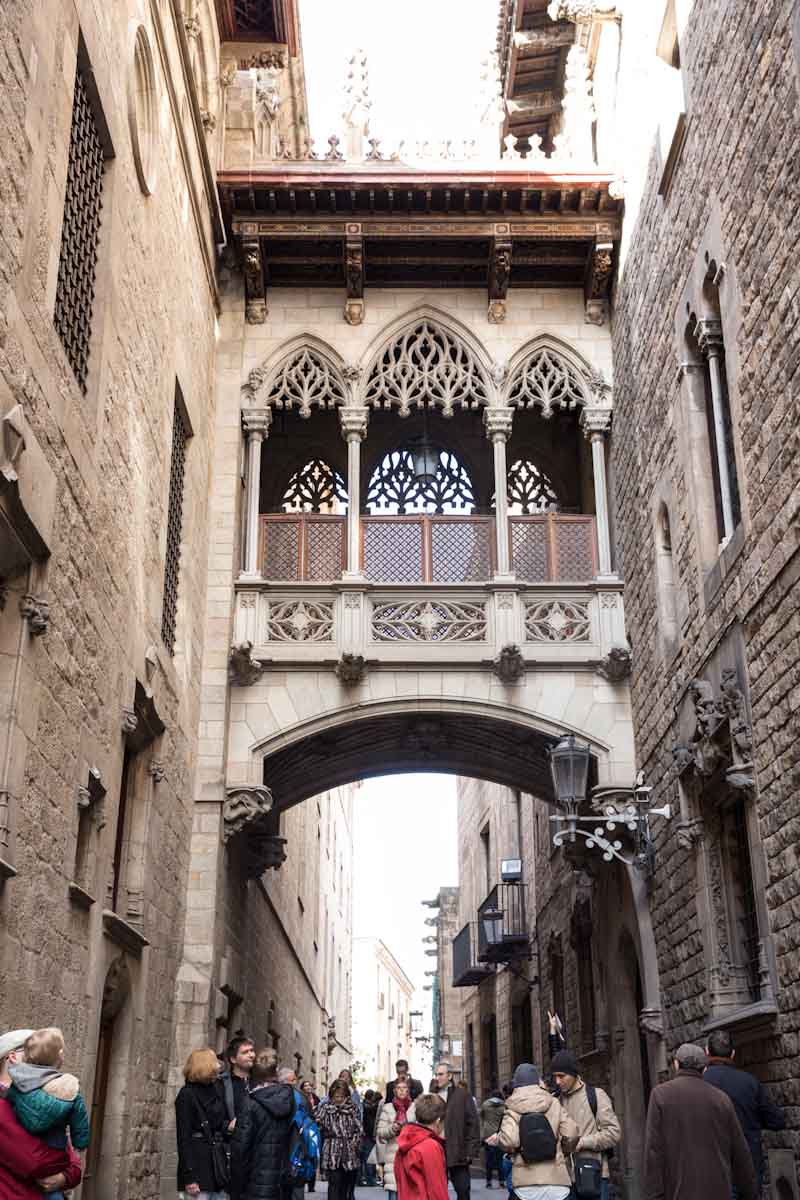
524, 598, 591, 642
246, 348, 347, 415
281, 459, 348, 513
506, 346, 590, 417
371, 599, 487, 643
366, 448, 475, 515
505, 458, 560, 513
365, 320, 490, 416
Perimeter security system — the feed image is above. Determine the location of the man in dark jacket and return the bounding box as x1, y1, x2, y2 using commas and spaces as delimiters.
235, 1049, 295, 1200
432, 1063, 479, 1200
704, 1029, 785, 1189
643, 1043, 757, 1200
386, 1060, 424, 1104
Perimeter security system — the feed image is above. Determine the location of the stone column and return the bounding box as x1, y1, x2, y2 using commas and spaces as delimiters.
581, 406, 614, 578
339, 402, 369, 579
696, 317, 734, 544
484, 407, 515, 580
241, 407, 271, 577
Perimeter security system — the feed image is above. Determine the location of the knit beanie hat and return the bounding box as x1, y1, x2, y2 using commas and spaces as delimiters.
549, 1050, 579, 1077
511, 1063, 541, 1088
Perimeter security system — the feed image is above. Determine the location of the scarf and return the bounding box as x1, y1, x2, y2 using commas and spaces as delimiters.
392, 1093, 412, 1124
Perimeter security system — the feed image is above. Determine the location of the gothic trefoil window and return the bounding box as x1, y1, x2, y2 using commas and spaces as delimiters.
161, 390, 191, 653
54, 49, 109, 394
282, 460, 348, 513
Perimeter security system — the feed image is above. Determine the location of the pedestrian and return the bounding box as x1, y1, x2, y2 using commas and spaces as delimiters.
704, 1029, 785, 1191
8, 1027, 90, 1200
480, 1089, 506, 1188
377, 1079, 414, 1200
235, 1049, 295, 1200
386, 1060, 424, 1104
224, 1035, 256, 1123
300, 1080, 320, 1112
317, 1080, 363, 1200
488, 1062, 578, 1200
176, 1046, 234, 1200
0, 1028, 82, 1199
361, 1089, 383, 1185
430, 1062, 480, 1200
394, 1092, 448, 1200
549, 1047, 621, 1200
338, 1069, 363, 1118
643, 1043, 757, 1200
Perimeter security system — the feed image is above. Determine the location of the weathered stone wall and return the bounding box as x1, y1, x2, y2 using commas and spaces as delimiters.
610, 0, 799, 1175
0, 2, 220, 1196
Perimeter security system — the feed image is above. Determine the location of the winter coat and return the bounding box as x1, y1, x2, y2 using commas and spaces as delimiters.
8, 1063, 90, 1150
558, 1078, 621, 1179
704, 1060, 785, 1176
395, 1122, 449, 1200
377, 1101, 413, 1189
318, 1098, 362, 1172
480, 1097, 505, 1141
237, 1081, 295, 1200
440, 1083, 480, 1169
363, 1099, 382, 1140
643, 1069, 757, 1200
175, 1079, 231, 1193
386, 1078, 424, 1104
496, 1082, 578, 1189
0, 1097, 82, 1200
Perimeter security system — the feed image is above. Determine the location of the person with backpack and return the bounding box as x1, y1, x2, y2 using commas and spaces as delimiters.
480, 1090, 506, 1187
277, 1068, 320, 1200
488, 1062, 578, 1200
234, 1050, 295, 1200
550, 1050, 621, 1200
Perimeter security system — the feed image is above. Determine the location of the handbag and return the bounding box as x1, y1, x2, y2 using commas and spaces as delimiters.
190, 1089, 232, 1191
572, 1153, 603, 1199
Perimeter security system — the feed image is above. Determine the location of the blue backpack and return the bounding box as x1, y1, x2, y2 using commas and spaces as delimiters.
288, 1094, 321, 1183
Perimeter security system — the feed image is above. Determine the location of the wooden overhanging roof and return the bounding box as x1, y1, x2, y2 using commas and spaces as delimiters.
214, 0, 299, 53
219, 167, 621, 301
497, 0, 573, 150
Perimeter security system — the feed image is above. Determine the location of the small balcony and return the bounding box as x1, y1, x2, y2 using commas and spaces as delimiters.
477, 884, 528, 965
452, 923, 495, 987
260, 512, 597, 584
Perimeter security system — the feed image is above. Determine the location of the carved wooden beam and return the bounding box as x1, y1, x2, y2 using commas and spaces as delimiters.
243, 236, 267, 324
513, 27, 575, 51
343, 221, 364, 325
506, 90, 561, 118
488, 230, 513, 323
584, 238, 614, 325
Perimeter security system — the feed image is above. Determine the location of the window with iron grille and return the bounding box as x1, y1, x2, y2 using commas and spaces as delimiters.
161, 394, 190, 653
54, 52, 108, 394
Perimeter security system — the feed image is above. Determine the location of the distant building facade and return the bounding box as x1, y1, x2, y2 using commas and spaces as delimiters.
426, 887, 466, 1081
352, 936, 414, 1091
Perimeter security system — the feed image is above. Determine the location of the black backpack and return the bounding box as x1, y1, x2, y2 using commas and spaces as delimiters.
585, 1084, 614, 1161
518, 1111, 558, 1163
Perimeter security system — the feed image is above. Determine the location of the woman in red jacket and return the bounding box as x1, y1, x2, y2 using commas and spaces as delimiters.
394, 1094, 448, 1200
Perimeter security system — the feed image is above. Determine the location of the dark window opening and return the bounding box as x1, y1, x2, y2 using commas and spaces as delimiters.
162, 389, 190, 653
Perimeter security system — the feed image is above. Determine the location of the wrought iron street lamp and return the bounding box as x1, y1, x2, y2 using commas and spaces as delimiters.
480, 905, 504, 951
410, 404, 440, 483
547, 734, 671, 873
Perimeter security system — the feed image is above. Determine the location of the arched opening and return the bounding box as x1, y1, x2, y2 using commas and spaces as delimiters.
655, 501, 678, 648
83, 955, 132, 1200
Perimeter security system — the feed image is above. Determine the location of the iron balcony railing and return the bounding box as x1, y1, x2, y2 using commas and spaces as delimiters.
260, 513, 597, 584
476, 883, 528, 965
452, 923, 495, 988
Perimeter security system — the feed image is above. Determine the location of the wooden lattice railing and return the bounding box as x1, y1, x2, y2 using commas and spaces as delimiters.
259, 513, 597, 583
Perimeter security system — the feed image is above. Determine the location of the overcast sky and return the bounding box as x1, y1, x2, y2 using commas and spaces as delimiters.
352, 774, 459, 1076
298, 0, 497, 150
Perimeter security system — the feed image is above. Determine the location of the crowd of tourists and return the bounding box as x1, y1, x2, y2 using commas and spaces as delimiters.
0, 1016, 785, 1200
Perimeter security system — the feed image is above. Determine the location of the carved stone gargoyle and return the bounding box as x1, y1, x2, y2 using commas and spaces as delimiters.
493, 644, 525, 684
229, 641, 264, 687
335, 653, 367, 685
223, 784, 287, 878
595, 645, 631, 682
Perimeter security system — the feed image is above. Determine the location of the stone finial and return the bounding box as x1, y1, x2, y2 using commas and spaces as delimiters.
476, 51, 506, 158
493, 644, 526, 684
553, 44, 595, 165
342, 48, 371, 160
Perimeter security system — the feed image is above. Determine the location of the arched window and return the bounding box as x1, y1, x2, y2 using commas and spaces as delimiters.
281, 459, 347, 513
506, 346, 588, 417
366, 448, 475, 515
655, 502, 678, 647
365, 319, 489, 416
505, 458, 560, 513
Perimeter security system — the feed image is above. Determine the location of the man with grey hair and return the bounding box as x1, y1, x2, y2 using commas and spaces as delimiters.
432, 1062, 479, 1200
643, 1043, 757, 1200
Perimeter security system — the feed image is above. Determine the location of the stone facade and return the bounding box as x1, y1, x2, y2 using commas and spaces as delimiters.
352, 936, 414, 1091
430, 887, 465, 1080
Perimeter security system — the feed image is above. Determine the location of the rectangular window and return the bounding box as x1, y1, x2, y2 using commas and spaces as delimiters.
162, 389, 190, 653
54, 44, 111, 393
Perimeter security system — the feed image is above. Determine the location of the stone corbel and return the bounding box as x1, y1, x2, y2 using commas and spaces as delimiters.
243, 237, 267, 324
492, 644, 525, 684
676, 816, 704, 851
584, 239, 614, 326
344, 224, 364, 326
639, 1007, 664, 1039
488, 230, 512, 324
594, 645, 631, 682
19, 593, 49, 636
229, 640, 265, 686
223, 784, 274, 840
78, 767, 107, 831
335, 652, 367, 685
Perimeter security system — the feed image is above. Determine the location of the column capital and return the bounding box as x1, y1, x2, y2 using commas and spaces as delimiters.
695, 317, 723, 358
484, 407, 514, 442
581, 406, 612, 439
242, 407, 271, 438
339, 406, 369, 442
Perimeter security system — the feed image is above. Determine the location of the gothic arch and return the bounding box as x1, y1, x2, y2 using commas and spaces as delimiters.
503, 335, 601, 417
360, 307, 493, 417
242, 335, 348, 415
